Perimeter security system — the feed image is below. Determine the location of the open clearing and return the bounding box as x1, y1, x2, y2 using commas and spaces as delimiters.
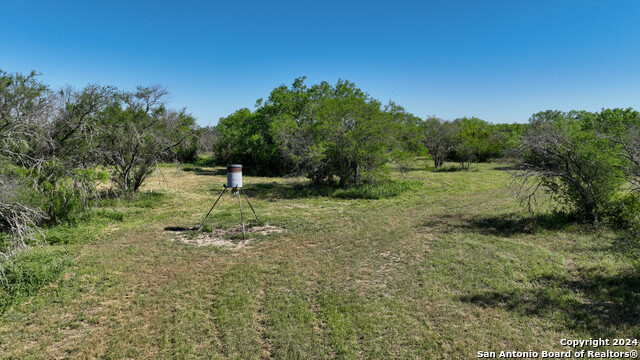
1, 160, 638, 359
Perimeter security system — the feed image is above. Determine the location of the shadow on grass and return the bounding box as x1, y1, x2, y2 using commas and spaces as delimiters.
431, 165, 469, 172
164, 226, 198, 231
245, 180, 422, 200
241, 182, 333, 200
463, 213, 572, 236
492, 164, 524, 171
460, 271, 640, 336
182, 167, 226, 176
422, 212, 573, 237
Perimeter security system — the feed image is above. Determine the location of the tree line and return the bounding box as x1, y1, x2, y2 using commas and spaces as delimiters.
2, 71, 639, 270
511, 108, 640, 270
0, 70, 207, 264
214, 77, 640, 259
513, 109, 640, 224
214, 77, 525, 182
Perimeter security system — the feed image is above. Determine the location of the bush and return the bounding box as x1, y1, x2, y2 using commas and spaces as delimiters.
215, 108, 289, 176
273, 79, 412, 187
606, 193, 640, 229
492, 123, 527, 157
420, 117, 458, 169
174, 139, 199, 163
449, 117, 502, 168
606, 193, 640, 271
512, 110, 625, 223
0, 170, 46, 252
193, 154, 217, 167
217, 78, 422, 185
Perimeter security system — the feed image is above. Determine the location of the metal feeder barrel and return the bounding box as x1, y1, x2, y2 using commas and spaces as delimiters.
227, 164, 242, 188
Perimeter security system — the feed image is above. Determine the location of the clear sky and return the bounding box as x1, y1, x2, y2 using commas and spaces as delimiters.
2, 0, 639, 126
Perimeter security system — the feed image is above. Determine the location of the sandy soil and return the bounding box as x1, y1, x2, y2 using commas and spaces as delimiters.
165, 225, 284, 249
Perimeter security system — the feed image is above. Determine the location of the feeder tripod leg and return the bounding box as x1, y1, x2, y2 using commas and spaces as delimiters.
238, 192, 246, 240
198, 187, 227, 231
241, 189, 261, 225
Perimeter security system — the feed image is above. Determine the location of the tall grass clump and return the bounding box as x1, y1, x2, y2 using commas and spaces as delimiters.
333, 180, 423, 199
0, 247, 70, 314
284, 179, 422, 199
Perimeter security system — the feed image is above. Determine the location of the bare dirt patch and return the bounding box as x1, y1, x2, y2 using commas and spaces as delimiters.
165, 225, 284, 249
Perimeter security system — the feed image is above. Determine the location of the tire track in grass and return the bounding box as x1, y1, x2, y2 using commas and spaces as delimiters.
256, 285, 273, 360
261, 263, 331, 359
212, 264, 263, 358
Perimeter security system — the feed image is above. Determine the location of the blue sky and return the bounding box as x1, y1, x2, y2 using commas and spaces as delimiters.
2, 0, 639, 125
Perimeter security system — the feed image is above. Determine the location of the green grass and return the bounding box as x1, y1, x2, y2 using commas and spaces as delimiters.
193, 153, 217, 167
1, 191, 162, 316
431, 164, 478, 172
275, 179, 423, 199
44, 210, 125, 245
0, 160, 638, 359
332, 180, 422, 199
0, 246, 71, 314
101, 190, 167, 209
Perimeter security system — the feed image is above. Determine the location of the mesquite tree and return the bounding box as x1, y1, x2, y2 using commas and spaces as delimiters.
217, 77, 416, 186
271, 78, 403, 186
592, 108, 640, 193
0, 70, 53, 166
98, 86, 196, 195
0, 70, 51, 263
511, 110, 625, 223
420, 117, 458, 169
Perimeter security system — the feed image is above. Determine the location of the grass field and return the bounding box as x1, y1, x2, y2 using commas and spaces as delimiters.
1, 159, 638, 359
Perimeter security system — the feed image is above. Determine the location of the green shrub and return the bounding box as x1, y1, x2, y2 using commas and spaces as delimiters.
215, 108, 290, 176
217, 78, 422, 185
449, 117, 503, 167
33, 162, 107, 225
606, 193, 640, 229
194, 154, 217, 167
333, 180, 423, 199
605, 193, 640, 271
174, 137, 199, 163
513, 110, 626, 223
431, 164, 478, 172
0, 168, 47, 250
45, 182, 85, 224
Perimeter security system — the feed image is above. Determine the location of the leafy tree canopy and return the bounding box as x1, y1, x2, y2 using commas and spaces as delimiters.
216, 77, 421, 186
